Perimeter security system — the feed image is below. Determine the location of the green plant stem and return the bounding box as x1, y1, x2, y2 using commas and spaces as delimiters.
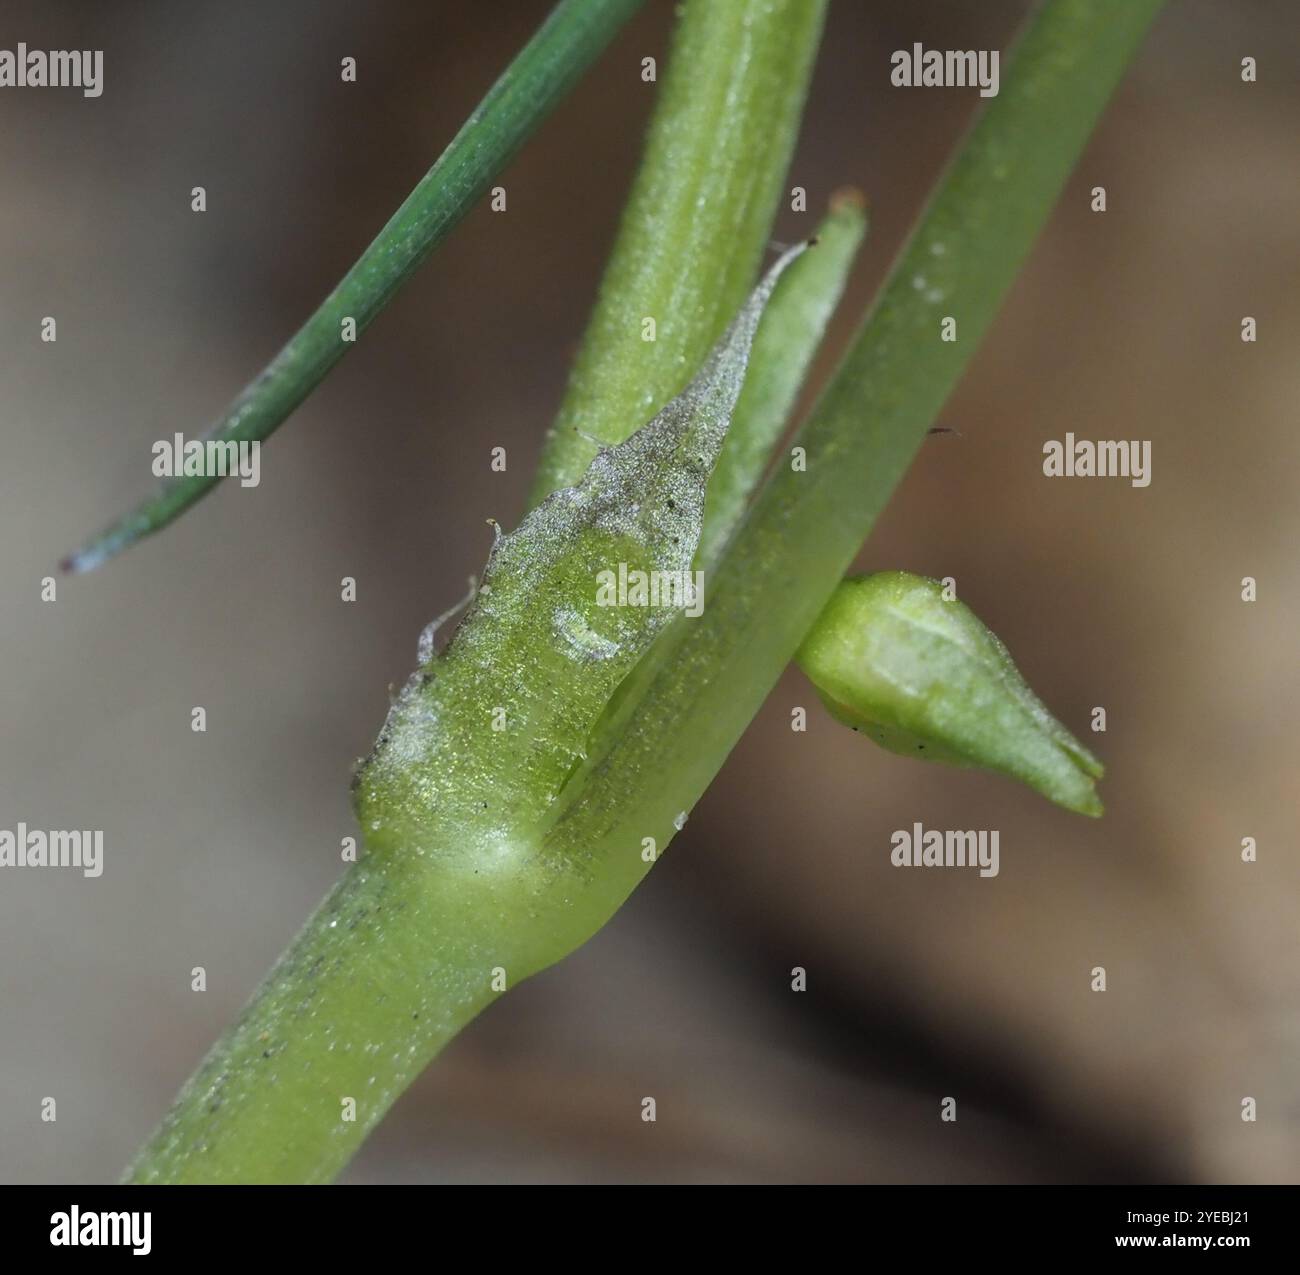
698, 191, 866, 571
126, 855, 534, 1183
528, 0, 829, 504
63, 0, 643, 575
126, 0, 827, 1186
540, 0, 1166, 913
126, 0, 1163, 1184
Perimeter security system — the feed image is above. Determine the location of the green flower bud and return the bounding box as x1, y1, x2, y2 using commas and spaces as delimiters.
796, 572, 1104, 816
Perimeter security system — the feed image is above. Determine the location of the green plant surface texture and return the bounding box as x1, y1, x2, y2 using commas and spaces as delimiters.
126, 247, 800, 1185
579, 196, 868, 762
538, 0, 1162, 932
528, 0, 830, 504
797, 572, 1104, 815
63, 0, 644, 575
698, 192, 867, 571
126, 0, 1164, 1184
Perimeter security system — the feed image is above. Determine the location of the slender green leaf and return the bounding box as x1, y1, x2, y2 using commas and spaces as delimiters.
63, 0, 644, 574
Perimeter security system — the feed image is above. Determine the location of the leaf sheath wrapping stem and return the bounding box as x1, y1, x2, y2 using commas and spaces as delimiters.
126, 247, 802, 1184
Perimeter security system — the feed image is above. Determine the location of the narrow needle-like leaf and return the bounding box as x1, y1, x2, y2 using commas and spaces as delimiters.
62, 0, 644, 574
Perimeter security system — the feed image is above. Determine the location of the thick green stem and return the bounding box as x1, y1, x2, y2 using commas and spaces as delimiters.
127, 855, 536, 1183
126, 248, 806, 1191
64, 0, 643, 574
127, 0, 1164, 1184
127, 2, 824, 1182
529, 0, 829, 504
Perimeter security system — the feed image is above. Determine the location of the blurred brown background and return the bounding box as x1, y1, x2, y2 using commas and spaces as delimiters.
2, 0, 1296, 1184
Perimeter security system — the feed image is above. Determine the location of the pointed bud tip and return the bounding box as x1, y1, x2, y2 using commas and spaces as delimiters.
798, 572, 1108, 819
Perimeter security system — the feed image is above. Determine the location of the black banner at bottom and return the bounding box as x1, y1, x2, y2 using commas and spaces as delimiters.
4, 1184, 1285, 1259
